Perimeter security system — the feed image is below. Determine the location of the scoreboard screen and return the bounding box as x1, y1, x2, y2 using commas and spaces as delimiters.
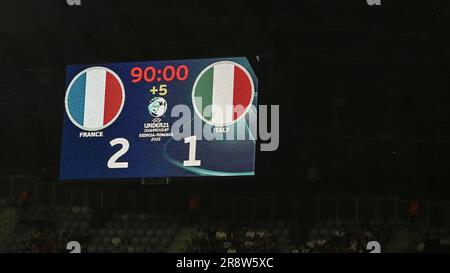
60, 57, 258, 180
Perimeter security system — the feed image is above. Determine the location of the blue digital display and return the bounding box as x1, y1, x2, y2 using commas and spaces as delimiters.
60, 57, 258, 180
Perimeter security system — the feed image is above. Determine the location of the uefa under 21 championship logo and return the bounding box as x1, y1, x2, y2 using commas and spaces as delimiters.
65, 67, 125, 131
148, 97, 168, 118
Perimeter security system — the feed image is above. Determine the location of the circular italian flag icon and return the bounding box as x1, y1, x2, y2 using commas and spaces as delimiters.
192, 61, 255, 126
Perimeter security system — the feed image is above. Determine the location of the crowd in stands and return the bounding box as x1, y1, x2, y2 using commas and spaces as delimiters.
291, 220, 392, 253
187, 222, 280, 253
5, 195, 450, 253
86, 213, 180, 253
11, 227, 75, 253
3, 204, 92, 253
417, 228, 450, 253
0, 198, 182, 253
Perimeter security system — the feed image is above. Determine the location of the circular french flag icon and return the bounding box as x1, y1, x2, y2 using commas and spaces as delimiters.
65, 67, 125, 131
192, 61, 255, 126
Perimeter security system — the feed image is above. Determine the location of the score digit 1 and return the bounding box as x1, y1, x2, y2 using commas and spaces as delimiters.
183, 136, 201, 167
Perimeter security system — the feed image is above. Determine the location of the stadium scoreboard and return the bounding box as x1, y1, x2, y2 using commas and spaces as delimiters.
60, 57, 258, 180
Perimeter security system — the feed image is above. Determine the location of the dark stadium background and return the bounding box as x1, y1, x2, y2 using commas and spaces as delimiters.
1, 0, 450, 253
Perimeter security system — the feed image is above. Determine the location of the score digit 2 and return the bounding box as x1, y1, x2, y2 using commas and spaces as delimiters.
130, 65, 189, 83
